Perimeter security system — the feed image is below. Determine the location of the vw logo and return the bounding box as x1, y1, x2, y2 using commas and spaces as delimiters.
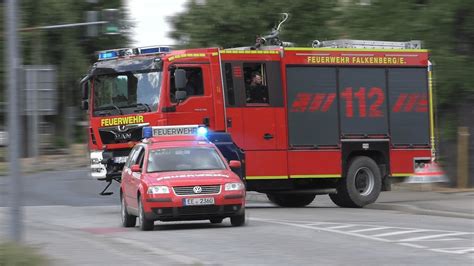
193, 186, 202, 194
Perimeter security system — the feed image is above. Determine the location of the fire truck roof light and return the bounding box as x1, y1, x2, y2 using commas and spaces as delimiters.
97, 46, 172, 60
142, 125, 208, 139
139, 46, 171, 55
98, 50, 119, 60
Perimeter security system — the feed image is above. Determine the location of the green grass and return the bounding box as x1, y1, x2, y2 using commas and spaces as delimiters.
0, 242, 49, 266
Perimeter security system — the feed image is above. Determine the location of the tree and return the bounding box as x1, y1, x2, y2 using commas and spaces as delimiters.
169, 0, 338, 48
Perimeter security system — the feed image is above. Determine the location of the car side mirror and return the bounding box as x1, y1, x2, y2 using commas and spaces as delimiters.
174, 69, 186, 90
175, 90, 187, 102
229, 160, 241, 169
131, 164, 141, 172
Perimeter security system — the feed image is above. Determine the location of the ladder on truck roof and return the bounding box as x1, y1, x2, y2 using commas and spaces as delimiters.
312, 39, 422, 49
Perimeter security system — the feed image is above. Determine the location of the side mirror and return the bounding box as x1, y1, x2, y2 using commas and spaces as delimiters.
81, 79, 89, 100
175, 90, 187, 102
81, 100, 89, 110
229, 160, 241, 169
174, 69, 186, 90
131, 164, 141, 173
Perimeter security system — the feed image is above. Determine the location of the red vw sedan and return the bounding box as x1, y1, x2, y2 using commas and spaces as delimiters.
120, 132, 246, 231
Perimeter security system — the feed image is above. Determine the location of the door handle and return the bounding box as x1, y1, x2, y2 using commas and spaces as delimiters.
263, 133, 274, 140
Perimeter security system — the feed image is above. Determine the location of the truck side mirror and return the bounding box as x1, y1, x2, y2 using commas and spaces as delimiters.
81, 79, 89, 100
81, 100, 89, 111
175, 90, 187, 102
174, 69, 186, 90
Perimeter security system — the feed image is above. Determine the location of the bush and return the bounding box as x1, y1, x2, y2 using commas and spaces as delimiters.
0, 242, 49, 266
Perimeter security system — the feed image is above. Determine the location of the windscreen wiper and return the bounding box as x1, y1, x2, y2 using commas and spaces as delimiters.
95, 105, 124, 115
136, 103, 151, 112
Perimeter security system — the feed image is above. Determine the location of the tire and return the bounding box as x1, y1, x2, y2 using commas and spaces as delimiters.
266, 193, 316, 207
330, 156, 382, 208
121, 195, 136, 228
138, 197, 154, 231
230, 210, 246, 227
210, 218, 224, 224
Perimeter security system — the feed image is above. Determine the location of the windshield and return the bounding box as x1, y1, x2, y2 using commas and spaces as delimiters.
93, 71, 162, 116
147, 147, 226, 173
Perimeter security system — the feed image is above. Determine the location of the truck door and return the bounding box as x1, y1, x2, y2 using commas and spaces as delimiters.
165, 64, 215, 127
222, 60, 288, 180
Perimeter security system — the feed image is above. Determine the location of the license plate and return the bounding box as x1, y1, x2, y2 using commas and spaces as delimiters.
183, 197, 215, 206
114, 156, 128, 163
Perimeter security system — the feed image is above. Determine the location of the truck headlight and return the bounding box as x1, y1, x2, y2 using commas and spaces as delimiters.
225, 182, 244, 191
147, 186, 170, 194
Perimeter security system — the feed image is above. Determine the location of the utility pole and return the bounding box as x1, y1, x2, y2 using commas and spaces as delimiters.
5, 0, 23, 242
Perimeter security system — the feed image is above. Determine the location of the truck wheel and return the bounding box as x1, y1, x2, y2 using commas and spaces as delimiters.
138, 197, 154, 231
230, 210, 246, 227
121, 195, 136, 228
330, 156, 382, 208
266, 193, 316, 207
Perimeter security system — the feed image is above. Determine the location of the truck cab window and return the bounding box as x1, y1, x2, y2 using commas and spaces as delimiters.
170, 67, 204, 102
244, 63, 269, 105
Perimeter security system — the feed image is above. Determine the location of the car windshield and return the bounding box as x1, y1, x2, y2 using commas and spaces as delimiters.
93, 71, 162, 116
147, 147, 226, 173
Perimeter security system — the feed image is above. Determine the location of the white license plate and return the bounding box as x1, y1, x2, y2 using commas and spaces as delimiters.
114, 156, 128, 163
183, 197, 215, 206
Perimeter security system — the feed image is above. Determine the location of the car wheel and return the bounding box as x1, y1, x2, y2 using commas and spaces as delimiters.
210, 218, 223, 224
121, 195, 136, 228
138, 197, 154, 231
266, 193, 316, 207
230, 210, 246, 227
330, 156, 382, 208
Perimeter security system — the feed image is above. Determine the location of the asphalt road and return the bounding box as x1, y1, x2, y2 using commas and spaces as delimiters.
1, 169, 473, 265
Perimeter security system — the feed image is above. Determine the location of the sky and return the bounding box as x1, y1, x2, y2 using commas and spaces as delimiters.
125, 0, 188, 46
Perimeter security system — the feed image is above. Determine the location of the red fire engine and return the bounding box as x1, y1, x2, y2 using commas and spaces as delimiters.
81, 31, 435, 208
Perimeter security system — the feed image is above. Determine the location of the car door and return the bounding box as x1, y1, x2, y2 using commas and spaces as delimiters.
165, 65, 216, 127
123, 145, 142, 208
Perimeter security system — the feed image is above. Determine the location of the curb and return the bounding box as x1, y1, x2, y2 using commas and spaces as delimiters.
368, 203, 474, 220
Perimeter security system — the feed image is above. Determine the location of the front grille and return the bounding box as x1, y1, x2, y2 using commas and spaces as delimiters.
173, 185, 221, 196
98, 125, 145, 144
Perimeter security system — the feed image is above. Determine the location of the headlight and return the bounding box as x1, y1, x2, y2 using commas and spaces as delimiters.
225, 182, 244, 191
147, 186, 170, 194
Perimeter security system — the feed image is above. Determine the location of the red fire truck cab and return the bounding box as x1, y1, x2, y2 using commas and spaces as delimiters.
82, 39, 435, 208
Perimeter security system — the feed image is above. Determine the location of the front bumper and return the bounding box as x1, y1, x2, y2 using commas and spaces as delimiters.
147, 204, 243, 221
143, 192, 245, 221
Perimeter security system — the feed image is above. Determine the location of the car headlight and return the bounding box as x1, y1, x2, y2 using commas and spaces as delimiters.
147, 186, 170, 194
225, 182, 244, 191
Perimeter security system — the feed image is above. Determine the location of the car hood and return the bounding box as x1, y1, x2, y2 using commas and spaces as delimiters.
144, 170, 239, 187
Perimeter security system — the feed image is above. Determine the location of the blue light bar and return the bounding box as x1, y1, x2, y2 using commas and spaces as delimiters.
98, 50, 119, 60
142, 127, 153, 138
197, 126, 208, 137
139, 46, 171, 55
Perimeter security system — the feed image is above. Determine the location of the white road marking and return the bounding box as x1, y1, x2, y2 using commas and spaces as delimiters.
429, 247, 474, 254
251, 218, 391, 243
251, 218, 474, 256
374, 229, 431, 237
399, 232, 470, 242
398, 243, 427, 249
349, 227, 391, 233
326, 224, 360, 230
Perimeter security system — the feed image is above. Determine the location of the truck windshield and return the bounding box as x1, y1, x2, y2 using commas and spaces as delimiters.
93, 71, 161, 116
147, 147, 226, 173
